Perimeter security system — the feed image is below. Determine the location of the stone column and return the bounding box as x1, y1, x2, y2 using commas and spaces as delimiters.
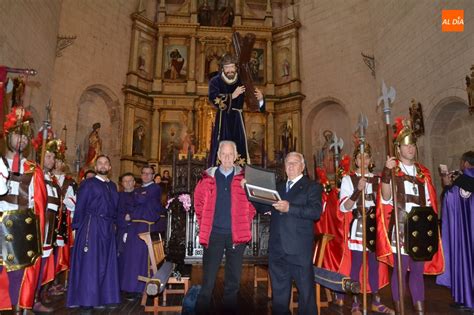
129, 25, 140, 71
153, 34, 164, 91
190, 0, 197, 23
122, 103, 135, 156
187, 109, 193, 130
187, 35, 197, 92
292, 109, 301, 152
234, 0, 242, 25
158, 0, 166, 23
290, 33, 299, 79
150, 108, 160, 161
198, 39, 206, 83
265, 39, 275, 95
266, 39, 273, 83
264, 0, 272, 26
266, 104, 275, 162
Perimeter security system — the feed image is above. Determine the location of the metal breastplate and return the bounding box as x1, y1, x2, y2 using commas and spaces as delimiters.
389, 174, 426, 251
349, 175, 378, 252
57, 177, 76, 243
0, 171, 33, 208
45, 178, 62, 245
0, 209, 42, 271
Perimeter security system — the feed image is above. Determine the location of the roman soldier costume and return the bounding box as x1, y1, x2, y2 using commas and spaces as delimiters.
376, 118, 444, 314
339, 141, 391, 314
0, 106, 47, 312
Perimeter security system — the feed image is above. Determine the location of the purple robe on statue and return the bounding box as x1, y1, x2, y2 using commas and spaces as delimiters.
436, 168, 474, 308
120, 182, 164, 293
207, 72, 265, 167
66, 176, 120, 307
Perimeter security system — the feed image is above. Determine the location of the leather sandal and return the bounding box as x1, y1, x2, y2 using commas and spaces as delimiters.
371, 302, 395, 314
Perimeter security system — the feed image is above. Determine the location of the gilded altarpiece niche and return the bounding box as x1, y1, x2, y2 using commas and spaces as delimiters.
138, 41, 153, 75
276, 47, 291, 83
245, 113, 267, 164
121, 5, 303, 175
205, 45, 227, 81
163, 44, 188, 81
250, 47, 265, 84
197, 0, 235, 27
132, 120, 147, 157
160, 121, 183, 163
159, 110, 194, 164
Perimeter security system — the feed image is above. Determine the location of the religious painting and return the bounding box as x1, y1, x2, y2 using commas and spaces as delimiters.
160, 121, 183, 163
179, 127, 197, 155
198, 0, 235, 27
249, 48, 264, 84
409, 99, 425, 137
278, 119, 296, 154
163, 45, 187, 81
159, 166, 172, 178
132, 122, 145, 156
247, 122, 265, 164
277, 47, 291, 83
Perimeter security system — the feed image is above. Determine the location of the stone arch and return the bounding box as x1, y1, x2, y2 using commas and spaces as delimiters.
425, 96, 473, 190
75, 84, 122, 176
304, 97, 352, 178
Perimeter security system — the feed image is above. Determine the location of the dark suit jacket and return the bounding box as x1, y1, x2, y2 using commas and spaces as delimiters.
257, 176, 323, 265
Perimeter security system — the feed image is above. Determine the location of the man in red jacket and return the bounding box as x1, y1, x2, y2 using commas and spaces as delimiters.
193, 140, 256, 314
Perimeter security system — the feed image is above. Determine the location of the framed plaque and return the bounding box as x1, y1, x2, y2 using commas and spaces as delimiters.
245, 183, 281, 206
245, 165, 280, 205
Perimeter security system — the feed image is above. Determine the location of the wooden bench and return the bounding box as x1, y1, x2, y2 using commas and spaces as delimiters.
138, 232, 190, 314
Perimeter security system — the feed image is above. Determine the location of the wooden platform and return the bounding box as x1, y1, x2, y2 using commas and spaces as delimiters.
23, 265, 466, 315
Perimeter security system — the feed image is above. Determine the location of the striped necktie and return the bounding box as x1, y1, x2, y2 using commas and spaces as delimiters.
286, 180, 293, 193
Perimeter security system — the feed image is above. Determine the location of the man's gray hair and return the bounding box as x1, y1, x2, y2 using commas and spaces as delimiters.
217, 140, 238, 156
285, 152, 305, 166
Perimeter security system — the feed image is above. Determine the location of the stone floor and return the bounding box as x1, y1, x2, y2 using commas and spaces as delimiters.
4, 265, 470, 315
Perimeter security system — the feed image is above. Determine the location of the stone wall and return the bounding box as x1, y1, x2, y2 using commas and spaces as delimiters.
298, 0, 474, 194
0, 0, 61, 139
297, 0, 379, 172
49, 0, 136, 178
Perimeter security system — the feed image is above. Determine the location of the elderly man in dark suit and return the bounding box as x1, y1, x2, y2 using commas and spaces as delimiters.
257, 151, 323, 315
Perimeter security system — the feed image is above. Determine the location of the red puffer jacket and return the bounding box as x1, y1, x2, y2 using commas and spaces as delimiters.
193, 166, 256, 247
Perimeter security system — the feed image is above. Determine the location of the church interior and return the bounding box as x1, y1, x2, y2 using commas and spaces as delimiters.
1, 0, 474, 314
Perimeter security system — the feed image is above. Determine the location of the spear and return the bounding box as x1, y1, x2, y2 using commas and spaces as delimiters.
74, 145, 82, 174
3, 67, 37, 76
377, 80, 404, 315
62, 124, 68, 149
39, 100, 52, 170
357, 113, 369, 314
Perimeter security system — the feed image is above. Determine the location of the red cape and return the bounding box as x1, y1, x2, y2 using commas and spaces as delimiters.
0, 161, 47, 310
314, 187, 351, 273
375, 162, 445, 275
